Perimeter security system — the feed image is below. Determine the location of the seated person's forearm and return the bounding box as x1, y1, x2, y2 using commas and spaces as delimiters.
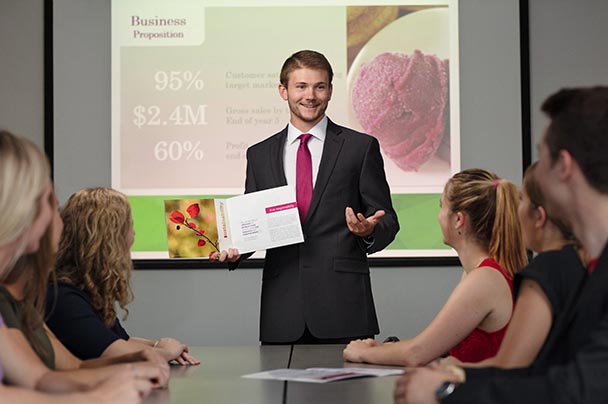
39, 365, 127, 391
129, 337, 154, 346
0, 385, 96, 404
363, 342, 426, 367
81, 350, 144, 368
103, 337, 173, 362
35, 371, 89, 393
345, 342, 404, 366
128, 338, 173, 361
102, 338, 147, 358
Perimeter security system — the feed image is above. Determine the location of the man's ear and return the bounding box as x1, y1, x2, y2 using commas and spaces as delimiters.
278, 83, 288, 101
557, 149, 574, 182
535, 205, 548, 229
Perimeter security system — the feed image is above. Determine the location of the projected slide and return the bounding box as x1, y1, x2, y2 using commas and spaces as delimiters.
111, 0, 460, 259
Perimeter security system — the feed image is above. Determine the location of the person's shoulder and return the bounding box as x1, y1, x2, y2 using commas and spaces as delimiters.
528, 245, 581, 270
49, 280, 91, 303
47, 281, 99, 320
538, 245, 575, 261
248, 127, 287, 152
329, 120, 376, 143
463, 264, 511, 292
519, 245, 584, 287
49, 279, 81, 292
453, 266, 510, 308
470, 264, 508, 279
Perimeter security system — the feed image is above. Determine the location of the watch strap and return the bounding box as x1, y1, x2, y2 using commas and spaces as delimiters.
435, 381, 457, 401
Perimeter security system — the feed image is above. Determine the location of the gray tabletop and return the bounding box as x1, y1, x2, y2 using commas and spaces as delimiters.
144, 345, 402, 404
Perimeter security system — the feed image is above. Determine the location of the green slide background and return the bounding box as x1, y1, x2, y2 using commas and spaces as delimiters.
129, 193, 450, 253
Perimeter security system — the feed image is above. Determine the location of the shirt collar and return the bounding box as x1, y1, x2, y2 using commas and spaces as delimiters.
287, 116, 328, 145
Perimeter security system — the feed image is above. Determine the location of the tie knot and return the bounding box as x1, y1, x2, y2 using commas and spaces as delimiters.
299, 133, 312, 145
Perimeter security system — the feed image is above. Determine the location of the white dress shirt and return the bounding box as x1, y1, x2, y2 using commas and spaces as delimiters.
283, 116, 327, 190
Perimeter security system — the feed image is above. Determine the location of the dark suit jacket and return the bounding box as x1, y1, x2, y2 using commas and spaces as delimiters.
237, 119, 399, 343
446, 242, 608, 403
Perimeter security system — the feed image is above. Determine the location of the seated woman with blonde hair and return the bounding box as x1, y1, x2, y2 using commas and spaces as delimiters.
46, 187, 199, 365
0, 129, 160, 402
442, 161, 587, 369
343, 168, 527, 366
1, 193, 169, 378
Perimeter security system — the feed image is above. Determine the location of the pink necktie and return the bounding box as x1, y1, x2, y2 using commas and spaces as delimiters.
296, 133, 313, 222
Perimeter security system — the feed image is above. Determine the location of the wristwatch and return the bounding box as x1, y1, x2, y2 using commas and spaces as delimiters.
435, 381, 457, 401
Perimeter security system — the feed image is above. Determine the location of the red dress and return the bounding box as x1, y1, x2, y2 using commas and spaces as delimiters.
448, 258, 514, 363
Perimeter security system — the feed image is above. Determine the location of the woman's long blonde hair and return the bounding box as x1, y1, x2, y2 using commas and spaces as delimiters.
0, 130, 51, 279
445, 168, 527, 277
55, 188, 133, 326
3, 193, 57, 361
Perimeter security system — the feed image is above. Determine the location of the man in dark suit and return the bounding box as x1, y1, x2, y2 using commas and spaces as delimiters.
212, 50, 399, 344
394, 86, 608, 404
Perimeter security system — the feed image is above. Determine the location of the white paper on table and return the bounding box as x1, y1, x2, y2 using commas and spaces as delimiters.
241, 367, 404, 383
216, 185, 304, 254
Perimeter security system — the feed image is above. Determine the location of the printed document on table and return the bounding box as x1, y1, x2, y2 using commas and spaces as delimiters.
241, 367, 404, 383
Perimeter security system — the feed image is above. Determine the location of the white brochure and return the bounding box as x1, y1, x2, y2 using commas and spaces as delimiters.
242, 367, 404, 383
216, 185, 304, 254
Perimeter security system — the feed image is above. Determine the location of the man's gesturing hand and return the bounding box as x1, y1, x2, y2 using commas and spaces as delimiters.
345, 207, 385, 237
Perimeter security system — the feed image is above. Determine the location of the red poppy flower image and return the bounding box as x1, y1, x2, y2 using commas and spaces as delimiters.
187, 203, 200, 218
165, 199, 220, 257
170, 210, 185, 224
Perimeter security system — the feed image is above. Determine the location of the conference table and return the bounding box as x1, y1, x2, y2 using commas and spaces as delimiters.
144, 345, 403, 403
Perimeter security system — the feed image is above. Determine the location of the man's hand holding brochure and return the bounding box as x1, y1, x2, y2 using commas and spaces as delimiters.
164, 186, 303, 259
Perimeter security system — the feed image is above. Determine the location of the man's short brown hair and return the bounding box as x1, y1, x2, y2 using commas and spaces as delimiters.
542, 86, 608, 193
279, 50, 333, 87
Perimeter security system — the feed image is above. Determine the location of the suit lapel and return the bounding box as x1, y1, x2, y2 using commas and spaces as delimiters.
269, 128, 288, 187
304, 120, 344, 223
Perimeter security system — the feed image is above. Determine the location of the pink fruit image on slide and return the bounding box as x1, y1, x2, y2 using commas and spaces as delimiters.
352, 50, 449, 171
